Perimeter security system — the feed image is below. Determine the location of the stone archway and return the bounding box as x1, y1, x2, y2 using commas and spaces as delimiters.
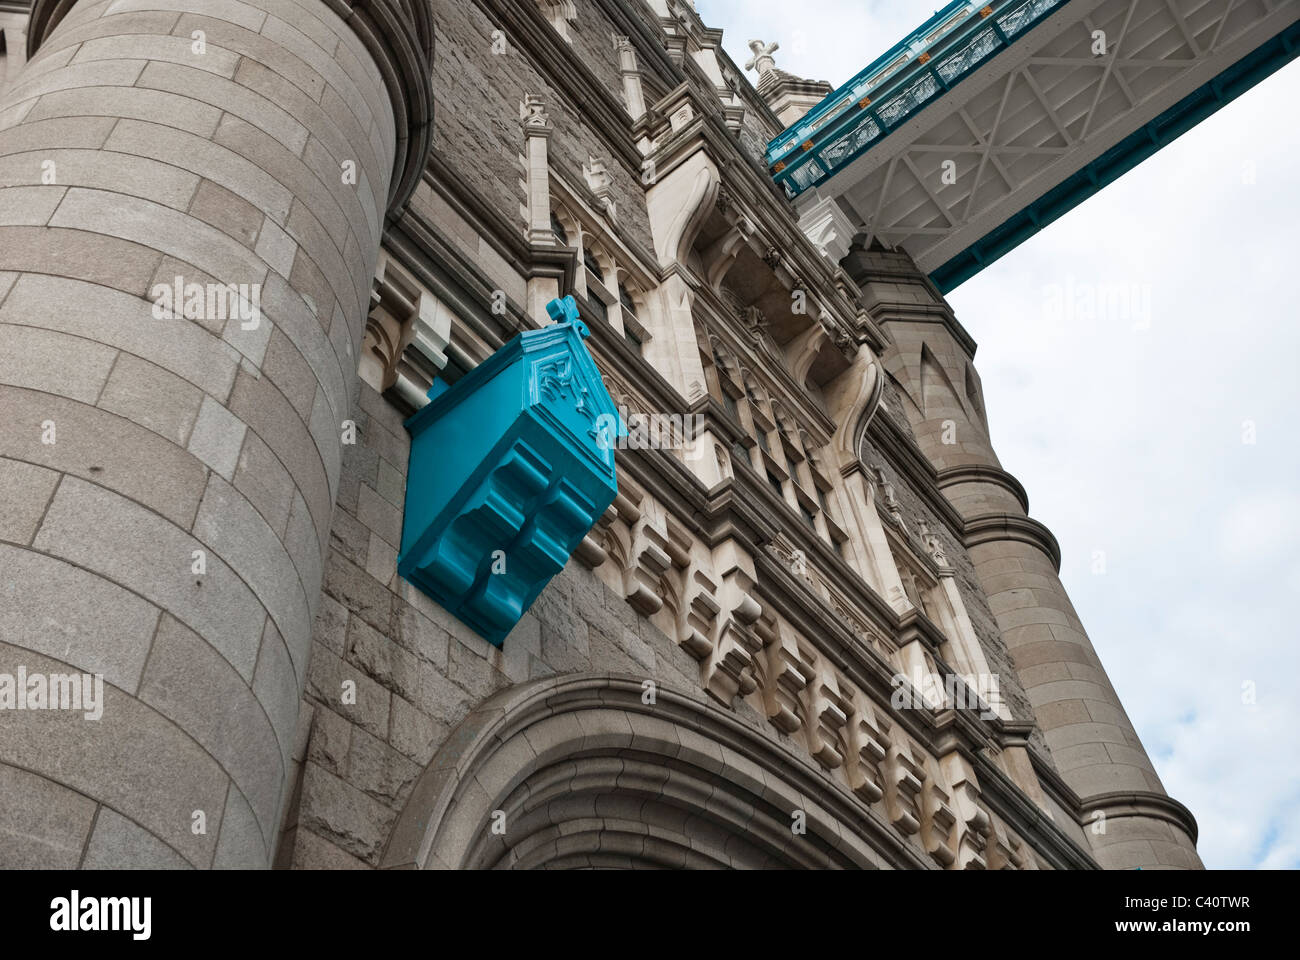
381, 673, 904, 870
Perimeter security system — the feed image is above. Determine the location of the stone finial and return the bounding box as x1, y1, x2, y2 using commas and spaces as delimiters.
520, 93, 551, 133
744, 39, 779, 77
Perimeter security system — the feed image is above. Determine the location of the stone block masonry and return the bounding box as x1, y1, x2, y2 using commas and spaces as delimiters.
0, 0, 406, 867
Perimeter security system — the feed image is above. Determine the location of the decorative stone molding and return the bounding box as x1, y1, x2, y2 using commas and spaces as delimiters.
362, 256, 452, 406
920, 773, 960, 867
703, 542, 763, 704
800, 197, 857, 264
582, 156, 617, 222
804, 665, 850, 770
873, 467, 906, 527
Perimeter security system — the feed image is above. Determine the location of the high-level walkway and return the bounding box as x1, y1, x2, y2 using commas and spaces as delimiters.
769, 0, 1299, 291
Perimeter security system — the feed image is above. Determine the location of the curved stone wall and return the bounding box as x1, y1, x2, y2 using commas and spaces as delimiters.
0, 0, 419, 867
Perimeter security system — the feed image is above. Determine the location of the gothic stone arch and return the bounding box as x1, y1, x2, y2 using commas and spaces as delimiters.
380, 674, 910, 870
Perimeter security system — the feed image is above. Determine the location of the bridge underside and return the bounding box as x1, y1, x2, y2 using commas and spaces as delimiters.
777, 0, 1300, 292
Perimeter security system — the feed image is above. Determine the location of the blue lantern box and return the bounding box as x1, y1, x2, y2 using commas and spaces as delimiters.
398, 297, 624, 646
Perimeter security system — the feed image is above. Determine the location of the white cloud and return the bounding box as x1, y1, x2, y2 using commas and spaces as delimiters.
699, 0, 1300, 868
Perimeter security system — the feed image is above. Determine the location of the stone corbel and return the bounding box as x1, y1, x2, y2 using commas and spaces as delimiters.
939, 750, 990, 870
782, 319, 829, 388
678, 565, 720, 660
364, 257, 450, 407
920, 775, 961, 868
884, 739, 925, 835
701, 215, 757, 290
803, 666, 850, 770
574, 503, 616, 569
702, 540, 763, 704
758, 619, 808, 734
985, 817, 1017, 870
845, 696, 891, 804
622, 496, 671, 616
824, 341, 884, 469
799, 196, 857, 265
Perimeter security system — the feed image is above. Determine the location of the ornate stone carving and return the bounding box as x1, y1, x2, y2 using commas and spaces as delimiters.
918, 519, 949, 568
583, 156, 617, 222
873, 466, 905, 526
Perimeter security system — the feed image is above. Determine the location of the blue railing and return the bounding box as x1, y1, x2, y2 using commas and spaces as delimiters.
766, 0, 1074, 199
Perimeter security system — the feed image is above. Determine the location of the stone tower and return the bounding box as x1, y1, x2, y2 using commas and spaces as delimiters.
0, 0, 1200, 869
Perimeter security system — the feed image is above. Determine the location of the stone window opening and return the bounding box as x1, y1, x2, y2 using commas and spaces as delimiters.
615, 279, 650, 353
550, 211, 570, 247
765, 468, 785, 500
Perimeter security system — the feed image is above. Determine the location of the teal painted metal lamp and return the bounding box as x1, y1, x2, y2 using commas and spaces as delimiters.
398, 296, 625, 646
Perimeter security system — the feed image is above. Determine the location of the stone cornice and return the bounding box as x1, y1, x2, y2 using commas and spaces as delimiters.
1079, 791, 1200, 844
963, 513, 1063, 572
26, 0, 435, 223
937, 463, 1031, 514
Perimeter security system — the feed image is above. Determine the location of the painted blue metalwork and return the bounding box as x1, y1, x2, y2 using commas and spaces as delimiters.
929, 18, 1300, 292
398, 296, 625, 646
766, 0, 1073, 198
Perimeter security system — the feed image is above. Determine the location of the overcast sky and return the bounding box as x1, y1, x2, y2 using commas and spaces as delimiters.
699, 0, 1300, 870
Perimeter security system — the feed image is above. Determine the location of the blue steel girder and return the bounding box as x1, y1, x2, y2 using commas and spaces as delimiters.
770, 0, 1300, 291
